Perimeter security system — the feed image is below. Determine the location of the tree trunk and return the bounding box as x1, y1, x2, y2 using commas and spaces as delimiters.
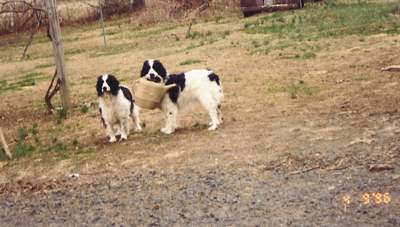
44, 0, 70, 111
133, 0, 145, 9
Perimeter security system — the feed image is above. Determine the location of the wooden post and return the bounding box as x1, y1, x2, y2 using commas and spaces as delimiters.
99, 0, 107, 47
0, 128, 12, 159
45, 0, 71, 110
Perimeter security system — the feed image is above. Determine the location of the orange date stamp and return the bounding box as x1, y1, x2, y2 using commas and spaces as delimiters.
342, 192, 392, 207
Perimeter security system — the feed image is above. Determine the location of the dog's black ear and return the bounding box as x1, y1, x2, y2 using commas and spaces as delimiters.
107, 74, 120, 96
153, 60, 167, 80
140, 60, 151, 78
96, 76, 103, 96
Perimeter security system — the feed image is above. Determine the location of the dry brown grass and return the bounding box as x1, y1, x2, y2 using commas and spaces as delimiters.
0, 1, 399, 187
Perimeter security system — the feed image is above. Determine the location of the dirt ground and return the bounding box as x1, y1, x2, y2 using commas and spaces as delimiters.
0, 6, 399, 226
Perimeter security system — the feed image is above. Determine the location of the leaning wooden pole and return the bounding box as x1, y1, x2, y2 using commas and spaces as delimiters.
98, 0, 107, 47
45, 0, 71, 111
0, 128, 12, 159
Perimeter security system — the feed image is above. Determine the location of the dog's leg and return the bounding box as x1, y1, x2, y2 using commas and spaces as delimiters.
199, 95, 220, 131
217, 104, 223, 124
161, 100, 178, 134
105, 122, 117, 143
132, 104, 142, 132
119, 117, 129, 141
207, 108, 220, 131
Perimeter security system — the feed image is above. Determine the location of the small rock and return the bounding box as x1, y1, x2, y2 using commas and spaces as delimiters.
392, 175, 400, 180
68, 173, 80, 178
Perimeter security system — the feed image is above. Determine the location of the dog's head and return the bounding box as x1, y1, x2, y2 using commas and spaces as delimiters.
140, 59, 167, 83
96, 74, 120, 96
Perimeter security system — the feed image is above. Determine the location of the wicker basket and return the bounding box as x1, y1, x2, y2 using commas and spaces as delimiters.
133, 78, 176, 110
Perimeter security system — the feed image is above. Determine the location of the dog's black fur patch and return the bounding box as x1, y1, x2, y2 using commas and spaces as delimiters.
153, 60, 167, 80
120, 86, 134, 114
166, 73, 186, 103
96, 76, 104, 96
140, 61, 151, 77
208, 73, 220, 86
106, 75, 120, 96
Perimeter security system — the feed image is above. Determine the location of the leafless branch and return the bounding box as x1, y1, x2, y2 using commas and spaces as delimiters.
186, 0, 211, 38
44, 69, 61, 114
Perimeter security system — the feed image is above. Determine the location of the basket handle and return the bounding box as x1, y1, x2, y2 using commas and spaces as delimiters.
164, 83, 177, 91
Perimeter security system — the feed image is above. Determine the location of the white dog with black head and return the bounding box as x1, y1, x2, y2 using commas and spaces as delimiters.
139, 59, 224, 134
96, 74, 142, 143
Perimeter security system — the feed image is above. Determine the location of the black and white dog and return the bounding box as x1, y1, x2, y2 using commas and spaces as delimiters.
96, 74, 142, 143
140, 59, 223, 134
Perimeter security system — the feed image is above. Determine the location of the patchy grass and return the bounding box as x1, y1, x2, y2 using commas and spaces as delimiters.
246, 1, 400, 57
0, 122, 79, 161
179, 59, 202, 66
0, 126, 37, 161
268, 80, 319, 99
245, 2, 400, 39
35, 62, 54, 69
120, 25, 178, 40
187, 30, 213, 39
56, 108, 68, 124
89, 42, 139, 58
0, 72, 47, 95
288, 51, 317, 60
65, 48, 86, 56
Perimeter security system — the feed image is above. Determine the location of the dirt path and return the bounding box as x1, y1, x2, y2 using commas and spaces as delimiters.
0, 107, 399, 226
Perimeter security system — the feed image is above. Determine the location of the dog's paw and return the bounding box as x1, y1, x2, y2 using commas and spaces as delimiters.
120, 135, 128, 141
208, 124, 218, 131
109, 137, 117, 143
134, 126, 143, 133
161, 127, 174, 134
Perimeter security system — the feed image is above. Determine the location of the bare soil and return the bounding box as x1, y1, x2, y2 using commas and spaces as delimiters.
0, 10, 399, 226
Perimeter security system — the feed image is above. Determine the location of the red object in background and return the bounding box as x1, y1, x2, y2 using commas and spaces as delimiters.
240, 0, 305, 17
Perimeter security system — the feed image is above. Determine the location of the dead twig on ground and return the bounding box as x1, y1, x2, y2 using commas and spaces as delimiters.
381, 65, 400, 72
0, 127, 12, 159
368, 164, 394, 172
288, 165, 321, 175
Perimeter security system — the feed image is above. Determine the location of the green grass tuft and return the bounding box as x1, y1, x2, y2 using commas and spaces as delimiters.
35, 62, 54, 69
80, 105, 90, 114
268, 80, 319, 99
56, 108, 68, 124
179, 59, 202, 66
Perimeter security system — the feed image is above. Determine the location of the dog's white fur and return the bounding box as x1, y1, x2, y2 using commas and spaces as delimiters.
141, 60, 223, 134
97, 74, 141, 142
